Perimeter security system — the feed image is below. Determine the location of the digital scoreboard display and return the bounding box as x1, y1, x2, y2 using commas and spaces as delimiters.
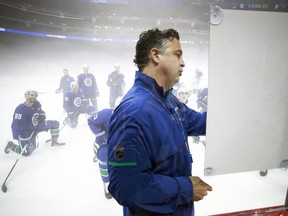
214, 0, 288, 12
88, 0, 288, 12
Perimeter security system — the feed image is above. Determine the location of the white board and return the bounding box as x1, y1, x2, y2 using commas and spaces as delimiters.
205, 9, 288, 175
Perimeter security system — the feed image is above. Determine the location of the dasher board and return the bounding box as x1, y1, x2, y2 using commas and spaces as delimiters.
205, 9, 288, 175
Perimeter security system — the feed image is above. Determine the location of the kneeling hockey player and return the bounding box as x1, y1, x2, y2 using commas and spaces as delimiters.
64, 81, 96, 128
5, 90, 65, 156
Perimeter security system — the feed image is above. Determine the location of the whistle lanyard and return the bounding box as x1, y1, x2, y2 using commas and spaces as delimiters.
165, 91, 190, 153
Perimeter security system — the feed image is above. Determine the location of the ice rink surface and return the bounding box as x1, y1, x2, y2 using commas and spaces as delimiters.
0, 74, 287, 216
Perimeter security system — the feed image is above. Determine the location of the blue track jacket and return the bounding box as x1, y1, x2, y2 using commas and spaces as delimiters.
108, 71, 206, 216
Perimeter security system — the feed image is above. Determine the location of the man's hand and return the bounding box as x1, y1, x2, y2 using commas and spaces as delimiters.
95, 90, 100, 97
189, 176, 213, 201
38, 112, 46, 123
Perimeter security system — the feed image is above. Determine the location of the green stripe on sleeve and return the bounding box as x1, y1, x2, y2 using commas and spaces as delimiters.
108, 161, 137, 167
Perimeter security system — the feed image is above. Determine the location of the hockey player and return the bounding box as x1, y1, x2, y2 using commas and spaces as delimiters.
77, 65, 99, 112
191, 68, 205, 95
196, 87, 208, 112
55, 68, 75, 97
192, 87, 208, 146
63, 81, 96, 128
88, 108, 114, 199
5, 90, 65, 156
177, 86, 191, 105
106, 63, 125, 109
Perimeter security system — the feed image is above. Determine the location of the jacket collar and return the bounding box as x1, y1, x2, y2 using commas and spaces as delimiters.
134, 71, 173, 99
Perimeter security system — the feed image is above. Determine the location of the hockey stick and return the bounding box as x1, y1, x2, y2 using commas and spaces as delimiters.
198, 100, 207, 108
1, 147, 26, 193
46, 107, 87, 144
45, 122, 67, 144
44, 109, 80, 144
2, 132, 35, 193
38, 91, 55, 94
44, 110, 79, 144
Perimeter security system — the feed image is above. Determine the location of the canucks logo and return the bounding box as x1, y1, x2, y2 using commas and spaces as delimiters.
73, 97, 82, 107
32, 113, 39, 126
84, 78, 92, 87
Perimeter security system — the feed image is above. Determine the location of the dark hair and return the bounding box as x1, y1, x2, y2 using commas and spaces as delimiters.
133, 28, 180, 71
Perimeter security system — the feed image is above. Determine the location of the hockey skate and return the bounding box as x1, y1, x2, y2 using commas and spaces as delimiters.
104, 182, 112, 199
105, 191, 113, 199
93, 155, 98, 162
4, 141, 16, 154
104, 187, 112, 199
51, 140, 66, 147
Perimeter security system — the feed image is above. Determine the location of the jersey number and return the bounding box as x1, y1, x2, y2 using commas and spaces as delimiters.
14, 113, 22, 120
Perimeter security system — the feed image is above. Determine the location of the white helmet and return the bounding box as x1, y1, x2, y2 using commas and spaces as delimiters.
25, 89, 38, 98
70, 81, 79, 89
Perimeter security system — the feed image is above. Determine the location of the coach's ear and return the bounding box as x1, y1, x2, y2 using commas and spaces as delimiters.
151, 48, 160, 64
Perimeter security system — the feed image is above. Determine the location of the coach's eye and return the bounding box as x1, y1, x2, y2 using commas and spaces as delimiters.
175, 52, 182, 59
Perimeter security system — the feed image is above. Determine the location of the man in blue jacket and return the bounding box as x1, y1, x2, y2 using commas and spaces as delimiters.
107, 28, 212, 216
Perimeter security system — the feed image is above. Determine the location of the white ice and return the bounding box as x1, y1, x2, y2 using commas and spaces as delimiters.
0, 70, 287, 216
0, 38, 288, 216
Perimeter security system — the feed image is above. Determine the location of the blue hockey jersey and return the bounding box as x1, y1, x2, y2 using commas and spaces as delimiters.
88, 109, 113, 145
107, 71, 125, 97
59, 75, 74, 94
77, 73, 98, 97
63, 91, 83, 112
11, 100, 45, 140
108, 71, 206, 216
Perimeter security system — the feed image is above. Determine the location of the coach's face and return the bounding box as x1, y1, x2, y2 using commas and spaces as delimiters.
158, 38, 185, 89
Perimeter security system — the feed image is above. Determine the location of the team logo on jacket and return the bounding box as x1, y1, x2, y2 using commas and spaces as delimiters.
32, 113, 39, 126
84, 78, 92, 87
73, 97, 82, 107
114, 145, 124, 160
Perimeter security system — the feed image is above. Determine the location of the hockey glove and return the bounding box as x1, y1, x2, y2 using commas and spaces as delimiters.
38, 112, 46, 123
95, 90, 100, 97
